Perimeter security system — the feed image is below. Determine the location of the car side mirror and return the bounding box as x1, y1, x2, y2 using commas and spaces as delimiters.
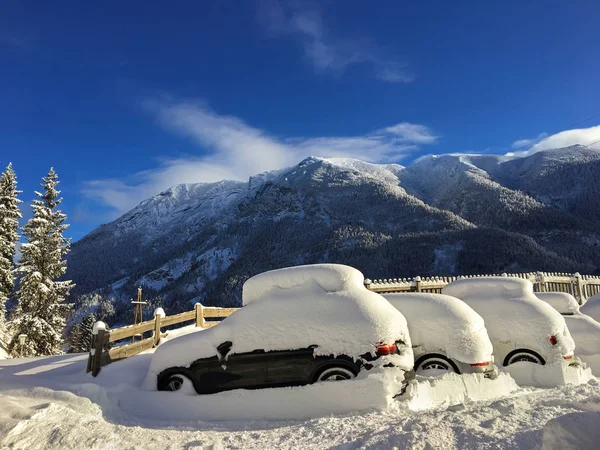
217, 341, 233, 357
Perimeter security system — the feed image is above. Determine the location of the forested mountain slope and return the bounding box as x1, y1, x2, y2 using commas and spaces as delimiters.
66, 147, 600, 314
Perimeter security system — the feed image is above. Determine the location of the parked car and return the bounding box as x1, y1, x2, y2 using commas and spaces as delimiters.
382, 292, 497, 377
145, 264, 414, 394
537, 292, 600, 374
536, 292, 580, 315
442, 277, 577, 368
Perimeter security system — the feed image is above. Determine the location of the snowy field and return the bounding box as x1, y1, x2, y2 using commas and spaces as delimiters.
0, 331, 598, 450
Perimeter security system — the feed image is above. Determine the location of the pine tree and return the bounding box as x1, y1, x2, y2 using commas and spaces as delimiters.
67, 322, 82, 353
0, 163, 22, 327
78, 313, 96, 352
9, 168, 74, 356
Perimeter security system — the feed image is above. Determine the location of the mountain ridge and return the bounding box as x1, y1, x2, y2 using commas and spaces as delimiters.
66, 146, 600, 317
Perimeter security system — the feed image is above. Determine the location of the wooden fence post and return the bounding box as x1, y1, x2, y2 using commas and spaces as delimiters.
91, 321, 106, 377
153, 308, 165, 346
414, 276, 422, 292
536, 272, 545, 293
195, 303, 206, 328
86, 333, 96, 373
572, 272, 584, 305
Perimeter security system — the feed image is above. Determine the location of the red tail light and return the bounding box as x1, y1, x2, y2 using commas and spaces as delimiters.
470, 362, 490, 367
376, 343, 397, 356
549, 335, 558, 346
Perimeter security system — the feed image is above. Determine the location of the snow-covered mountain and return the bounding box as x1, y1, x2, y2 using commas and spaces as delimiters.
66, 148, 600, 315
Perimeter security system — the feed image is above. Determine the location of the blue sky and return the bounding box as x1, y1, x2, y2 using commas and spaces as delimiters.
2, 0, 600, 240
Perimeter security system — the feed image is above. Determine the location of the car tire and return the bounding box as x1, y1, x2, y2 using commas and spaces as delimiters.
415, 353, 460, 374
157, 372, 196, 394
503, 349, 546, 366
314, 366, 356, 382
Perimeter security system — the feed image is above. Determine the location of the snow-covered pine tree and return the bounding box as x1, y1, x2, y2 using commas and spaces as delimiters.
9, 168, 74, 356
78, 313, 96, 352
0, 163, 22, 327
67, 322, 82, 353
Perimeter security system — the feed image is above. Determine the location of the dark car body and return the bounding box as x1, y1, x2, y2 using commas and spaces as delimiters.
157, 340, 404, 395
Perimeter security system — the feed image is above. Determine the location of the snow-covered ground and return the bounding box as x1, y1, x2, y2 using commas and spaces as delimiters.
0, 333, 598, 449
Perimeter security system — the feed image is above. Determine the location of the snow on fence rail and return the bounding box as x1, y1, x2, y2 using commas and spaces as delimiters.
86, 303, 239, 376
364, 271, 600, 304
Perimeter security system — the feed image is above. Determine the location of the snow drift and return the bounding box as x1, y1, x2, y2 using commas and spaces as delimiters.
382, 293, 493, 364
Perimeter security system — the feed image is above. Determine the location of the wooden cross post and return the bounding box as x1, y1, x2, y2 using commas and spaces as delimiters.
131, 286, 148, 343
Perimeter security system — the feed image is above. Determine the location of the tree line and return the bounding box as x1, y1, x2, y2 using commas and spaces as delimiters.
0, 164, 104, 357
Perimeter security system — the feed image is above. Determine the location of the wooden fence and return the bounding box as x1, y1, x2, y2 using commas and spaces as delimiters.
86, 303, 239, 376
364, 271, 600, 304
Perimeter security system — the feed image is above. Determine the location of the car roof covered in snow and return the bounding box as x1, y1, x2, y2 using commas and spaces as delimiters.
442, 277, 575, 360
382, 293, 493, 364
581, 293, 600, 323
145, 264, 413, 384
242, 263, 366, 305
536, 292, 580, 315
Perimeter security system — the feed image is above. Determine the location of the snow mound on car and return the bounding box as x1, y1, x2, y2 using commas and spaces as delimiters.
581, 293, 600, 323
144, 264, 413, 388
536, 292, 580, 315
443, 277, 575, 363
562, 313, 600, 374
242, 263, 365, 305
383, 293, 493, 364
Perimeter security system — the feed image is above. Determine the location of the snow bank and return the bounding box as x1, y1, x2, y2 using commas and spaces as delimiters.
382, 293, 493, 364
145, 264, 413, 388
242, 263, 365, 305
581, 293, 600, 322
129, 367, 406, 421
443, 277, 576, 364
541, 411, 600, 450
502, 360, 593, 388
401, 372, 518, 411
536, 292, 580, 315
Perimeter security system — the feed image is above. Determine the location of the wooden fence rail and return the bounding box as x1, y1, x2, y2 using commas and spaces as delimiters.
364, 271, 600, 304
86, 303, 239, 376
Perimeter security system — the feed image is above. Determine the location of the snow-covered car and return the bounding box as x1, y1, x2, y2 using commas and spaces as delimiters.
581, 293, 600, 323
144, 264, 414, 394
537, 292, 600, 374
536, 292, 580, 315
382, 293, 496, 377
442, 277, 577, 368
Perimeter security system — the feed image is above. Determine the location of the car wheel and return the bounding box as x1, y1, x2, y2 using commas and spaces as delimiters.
415, 354, 460, 375
315, 366, 356, 382
158, 372, 196, 394
504, 349, 545, 366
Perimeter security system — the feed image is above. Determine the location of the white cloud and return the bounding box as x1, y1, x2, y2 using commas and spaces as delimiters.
511, 133, 548, 150
507, 125, 600, 157
82, 100, 438, 215
384, 123, 439, 144
257, 0, 413, 83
